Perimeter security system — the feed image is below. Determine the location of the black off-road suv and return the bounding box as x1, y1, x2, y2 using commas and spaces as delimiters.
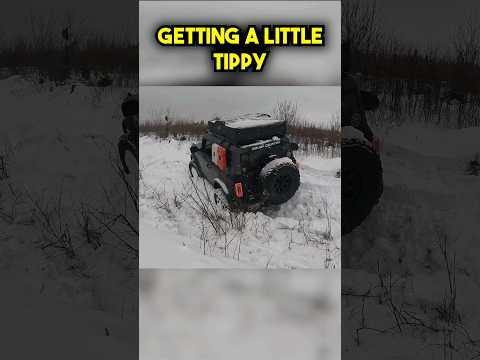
189, 114, 300, 208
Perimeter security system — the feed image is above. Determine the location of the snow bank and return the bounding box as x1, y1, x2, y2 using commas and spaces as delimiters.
376, 124, 480, 158
343, 123, 480, 358
1, 273, 136, 360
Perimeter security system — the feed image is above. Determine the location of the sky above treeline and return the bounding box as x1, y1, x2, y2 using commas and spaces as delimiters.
0, 1, 137, 43
376, 0, 479, 53
140, 85, 340, 127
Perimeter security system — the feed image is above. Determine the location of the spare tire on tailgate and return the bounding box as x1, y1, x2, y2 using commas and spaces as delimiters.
260, 157, 300, 205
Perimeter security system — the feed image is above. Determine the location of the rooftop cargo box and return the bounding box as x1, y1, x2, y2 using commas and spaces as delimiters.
208, 114, 287, 146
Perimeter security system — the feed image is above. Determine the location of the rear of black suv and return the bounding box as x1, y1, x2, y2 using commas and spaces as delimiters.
189, 114, 300, 208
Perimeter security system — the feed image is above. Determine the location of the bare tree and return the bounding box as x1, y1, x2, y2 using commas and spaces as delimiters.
27, 10, 57, 51
452, 14, 480, 66
342, 0, 383, 55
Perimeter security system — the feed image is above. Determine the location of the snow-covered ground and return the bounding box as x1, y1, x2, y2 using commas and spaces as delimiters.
0, 75, 137, 356
140, 136, 341, 269
1, 273, 137, 359
140, 269, 340, 360
343, 123, 480, 359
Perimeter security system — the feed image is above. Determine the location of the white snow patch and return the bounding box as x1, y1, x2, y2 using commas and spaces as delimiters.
140, 136, 340, 269
0, 77, 137, 358
260, 157, 296, 178
140, 270, 340, 360
342, 125, 370, 143
343, 123, 480, 358
225, 118, 284, 129
376, 124, 480, 158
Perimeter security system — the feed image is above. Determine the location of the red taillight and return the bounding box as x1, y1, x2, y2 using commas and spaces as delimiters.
234, 182, 244, 198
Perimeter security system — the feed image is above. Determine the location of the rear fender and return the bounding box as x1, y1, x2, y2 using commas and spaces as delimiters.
213, 178, 229, 195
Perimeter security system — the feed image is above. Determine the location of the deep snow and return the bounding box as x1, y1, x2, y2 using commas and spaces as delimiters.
140, 135, 341, 269
0, 75, 137, 357
343, 123, 480, 359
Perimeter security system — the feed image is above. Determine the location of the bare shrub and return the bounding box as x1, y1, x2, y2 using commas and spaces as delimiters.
0, 155, 8, 180
0, 182, 25, 225
290, 114, 341, 157
76, 203, 102, 250
321, 197, 333, 242
185, 177, 246, 259
342, 0, 383, 55
63, 139, 139, 258
140, 105, 341, 158
1, 12, 137, 82
434, 227, 460, 326
345, 235, 478, 359
151, 187, 172, 215
0, 141, 16, 180
140, 118, 207, 139
343, 1, 480, 129
272, 100, 299, 124
150, 187, 184, 216
26, 187, 77, 260
84, 153, 138, 256
452, 14, 480, 68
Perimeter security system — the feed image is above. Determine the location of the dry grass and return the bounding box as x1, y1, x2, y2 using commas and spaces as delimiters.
344, 0, 480, 128
139, 113, 341, 157
140, 119, 207, 139
0, 12, 137, 82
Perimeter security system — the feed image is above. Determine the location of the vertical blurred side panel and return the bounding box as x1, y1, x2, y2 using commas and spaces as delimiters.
0, 0, 138, 358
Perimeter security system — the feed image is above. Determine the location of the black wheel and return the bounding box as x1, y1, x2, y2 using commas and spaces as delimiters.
260, 158, 300, 205
342, 138, 383, 235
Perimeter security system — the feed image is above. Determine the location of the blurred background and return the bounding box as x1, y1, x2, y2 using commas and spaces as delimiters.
140, 0, 340, 85
140, 270, 340, 360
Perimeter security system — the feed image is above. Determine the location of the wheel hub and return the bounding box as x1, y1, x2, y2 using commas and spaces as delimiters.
273, 175, 292, 194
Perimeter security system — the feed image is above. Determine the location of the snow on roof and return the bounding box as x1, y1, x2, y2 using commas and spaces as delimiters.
260, 157, 295, 178
211, 113, 285, 129
226, 119, 285, 129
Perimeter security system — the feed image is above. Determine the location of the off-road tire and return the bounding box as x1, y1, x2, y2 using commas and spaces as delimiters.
260, 158, 300, 205
342, 138, 383, 235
